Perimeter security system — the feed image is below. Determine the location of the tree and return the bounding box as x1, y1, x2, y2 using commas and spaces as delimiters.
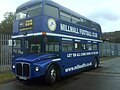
0, 12, 15, 34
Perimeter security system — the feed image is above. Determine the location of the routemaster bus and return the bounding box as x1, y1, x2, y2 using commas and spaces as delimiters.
12, 0, 102, 84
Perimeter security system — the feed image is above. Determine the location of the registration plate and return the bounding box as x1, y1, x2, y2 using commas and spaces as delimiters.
19, 76, 27, 80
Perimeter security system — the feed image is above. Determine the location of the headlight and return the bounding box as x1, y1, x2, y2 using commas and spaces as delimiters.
12, 55, 14, 58
12, 65, 15, 69
35, 66, 39, 72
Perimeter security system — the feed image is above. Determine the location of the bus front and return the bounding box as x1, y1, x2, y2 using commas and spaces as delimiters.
12, 0, 61, 84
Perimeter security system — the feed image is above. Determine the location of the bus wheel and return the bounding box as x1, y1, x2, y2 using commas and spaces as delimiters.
92, 58, 98, 69
45, 65, 58, 85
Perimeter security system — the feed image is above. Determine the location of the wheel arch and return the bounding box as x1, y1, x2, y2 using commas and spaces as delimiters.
45, 62, 61, 77
94, 56, 99, 64
92, 55, 99, 69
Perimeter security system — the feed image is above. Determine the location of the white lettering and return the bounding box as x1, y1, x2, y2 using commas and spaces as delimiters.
67, 52, 99, 58
73, 53, 77, 57
60, 23, 98, 38
60, 23, 67, 31
65, 62, 92, 72
67, 53, 72, 57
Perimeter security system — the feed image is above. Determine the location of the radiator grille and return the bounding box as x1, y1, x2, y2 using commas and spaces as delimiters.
16, 63, 30, 77
16, 63, 22, 76
23, 64, 29, 77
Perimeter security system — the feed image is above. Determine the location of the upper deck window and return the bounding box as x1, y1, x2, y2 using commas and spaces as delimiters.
72, 16, 80, 25
79, 18, 85, 25
85, 20, 91, 28
91, 22, 101, 32
91, 23, 97, 31
96, 24, 101, 32
60, 11, 71, 22
16, 10, 27, 20
44, 5, 59, 18
28, 4, 42, 17
16, 4, 42, 20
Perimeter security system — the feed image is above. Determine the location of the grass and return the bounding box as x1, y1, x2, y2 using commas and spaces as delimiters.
0, 71, 15, 83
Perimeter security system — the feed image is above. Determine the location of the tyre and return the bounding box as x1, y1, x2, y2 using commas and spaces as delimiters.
92, 58, 98, 69
45, 65, 59, 85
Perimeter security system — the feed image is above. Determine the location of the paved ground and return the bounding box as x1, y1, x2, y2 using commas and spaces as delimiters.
1, 57, 120, 90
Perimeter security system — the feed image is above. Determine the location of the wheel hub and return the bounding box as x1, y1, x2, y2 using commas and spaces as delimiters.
51, 69, 56, 80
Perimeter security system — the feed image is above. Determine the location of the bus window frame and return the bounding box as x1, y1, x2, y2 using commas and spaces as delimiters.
74, 42, 82, 51
72, 15, 80, 25
44, 4, 59, 18
60, 11, 72, 22
15, 3, 42, 20
27, 4, 42, 18
62, 41, 73, 52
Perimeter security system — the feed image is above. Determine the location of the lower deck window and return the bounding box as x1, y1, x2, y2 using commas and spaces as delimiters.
74, 43, 98, 51
46, 43, 59, 52
75, 42, 82, 51
93, 44, 97, 50
62, 42, 73, 51
87, 44, 92, 50
82, 43, 98, 50
46, 37, 60, 52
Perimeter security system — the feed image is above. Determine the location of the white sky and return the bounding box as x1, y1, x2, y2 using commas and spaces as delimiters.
0, 0, 120, 32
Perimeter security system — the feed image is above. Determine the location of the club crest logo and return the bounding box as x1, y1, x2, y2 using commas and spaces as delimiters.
48, 18, 56, 31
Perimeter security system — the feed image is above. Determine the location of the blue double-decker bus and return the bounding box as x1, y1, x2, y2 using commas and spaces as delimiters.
12, 0, 102, 84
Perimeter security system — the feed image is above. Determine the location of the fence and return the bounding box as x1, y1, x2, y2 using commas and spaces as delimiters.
99, 41, 120, 57
0, 34, 12, 71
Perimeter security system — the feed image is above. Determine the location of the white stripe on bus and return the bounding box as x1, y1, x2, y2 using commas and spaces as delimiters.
12, 32, 102, 42
47, 33, 102, 42
52, 58, 61, 62
12, 32, 42, 38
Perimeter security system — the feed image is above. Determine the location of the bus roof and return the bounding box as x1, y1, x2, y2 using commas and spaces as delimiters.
17, 0, 100, 26
17, 0, 42, 11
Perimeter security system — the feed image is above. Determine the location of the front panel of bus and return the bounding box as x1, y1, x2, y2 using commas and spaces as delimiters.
13, 3, 44, 36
